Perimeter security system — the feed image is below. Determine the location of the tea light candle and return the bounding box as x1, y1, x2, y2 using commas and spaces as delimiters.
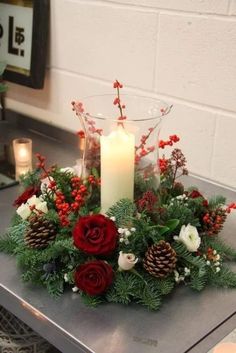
13, 138, 32, 180
100, 126, 135, 213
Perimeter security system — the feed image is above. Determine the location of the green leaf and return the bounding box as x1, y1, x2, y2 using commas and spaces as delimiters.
165, 219, 179, 232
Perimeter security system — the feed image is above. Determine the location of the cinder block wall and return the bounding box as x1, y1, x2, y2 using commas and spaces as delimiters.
6, 0, 236, 188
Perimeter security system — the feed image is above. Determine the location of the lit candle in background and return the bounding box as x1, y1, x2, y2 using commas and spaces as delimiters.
13, 138, 32, 180
100, 126, 135, 213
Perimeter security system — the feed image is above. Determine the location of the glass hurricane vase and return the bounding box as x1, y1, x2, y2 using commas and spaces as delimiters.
73, 95, 171, 212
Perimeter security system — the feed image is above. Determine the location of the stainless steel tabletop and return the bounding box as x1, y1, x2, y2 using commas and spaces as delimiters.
0, 125, 236, 353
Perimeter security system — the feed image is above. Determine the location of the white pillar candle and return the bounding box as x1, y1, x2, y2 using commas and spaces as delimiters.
101, 126, 135, 213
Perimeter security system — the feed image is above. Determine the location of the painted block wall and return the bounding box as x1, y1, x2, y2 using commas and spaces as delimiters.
5, 0, 236, 188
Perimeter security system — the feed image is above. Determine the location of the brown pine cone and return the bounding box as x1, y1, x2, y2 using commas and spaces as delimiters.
25, 215, 57, 249
143, 240, 177, 278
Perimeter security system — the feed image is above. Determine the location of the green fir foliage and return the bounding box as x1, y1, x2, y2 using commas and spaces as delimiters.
106, 198, 136, 227
208, 266, 236, 288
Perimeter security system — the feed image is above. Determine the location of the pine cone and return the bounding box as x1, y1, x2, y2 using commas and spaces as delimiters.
202, 208, 227, 236
143, 240, 177, 278
25, 215, 57, 249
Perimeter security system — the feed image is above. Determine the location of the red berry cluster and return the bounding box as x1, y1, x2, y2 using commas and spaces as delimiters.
113, 80, 123, 89
159, 157, 169, 174
202, 208, 227, 236
226, 202, 236, 213
113, 80, 126, 121
55, 191, 70, 227
35, 153, 46, 169
88, 174, 101, 186
159, 135, 180, 149
76, 130, 85, 139
70, 176, 87, 211
72, 100, 85, 115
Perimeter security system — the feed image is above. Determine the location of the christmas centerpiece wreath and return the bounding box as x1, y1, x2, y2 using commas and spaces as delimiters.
1, 81, 236, 310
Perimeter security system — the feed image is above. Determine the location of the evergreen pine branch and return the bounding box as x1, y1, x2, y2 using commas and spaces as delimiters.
135, 286, 162, 311
44, 209, 60, 224
10, 214, 22, 227
81, 293, 104, 307
208, 195, 226, 209
20, 169, 41, 188
165, 203, 200, 232
189, 268, 207, 291
0, 235, 18, 254
46, 275, 64, 298
203, 237, 236, 261
208, 266, 236, 288
106, 199, 136, 227
173, 242, 207, 275
6, 221, 29, 245
106, 272, 139, 304
155, 277, 175, 295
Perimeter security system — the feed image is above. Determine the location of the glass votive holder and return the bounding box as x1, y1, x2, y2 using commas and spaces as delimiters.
13, 138, 32, 180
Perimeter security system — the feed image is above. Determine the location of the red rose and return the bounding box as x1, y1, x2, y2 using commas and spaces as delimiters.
13, 186, 40, 207
189, 190, 203, 199
73, 214, 118, 255
75, 260, 113, 296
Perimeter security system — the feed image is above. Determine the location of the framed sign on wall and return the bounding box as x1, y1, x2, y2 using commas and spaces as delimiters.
0, 0, 49, 89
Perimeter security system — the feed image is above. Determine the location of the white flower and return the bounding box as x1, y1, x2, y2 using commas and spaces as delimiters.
184, 267, 190, 276
118, 251, 138, 271
36, 201, 48, 214
216, 267, 221, 273
206, 260, 211, 266
125, 230, 131, 237
16, 203, 31, 220
110, 216, 116, 222
60, 167, 75, 174
177, 224, 201, 252
72, 286, 79, 292
131, 227, 136, 232
118, 228, 125, 234
27, 195, 41, 207
27, 195, 48, 214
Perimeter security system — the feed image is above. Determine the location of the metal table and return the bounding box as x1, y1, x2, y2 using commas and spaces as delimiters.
0, 123, 236, 353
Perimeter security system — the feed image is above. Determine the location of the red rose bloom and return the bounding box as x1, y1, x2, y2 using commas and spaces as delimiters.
73, 214, 118, 255
13, 186, 40, 207
189, 190, 203, 199
75, 260, 113, 296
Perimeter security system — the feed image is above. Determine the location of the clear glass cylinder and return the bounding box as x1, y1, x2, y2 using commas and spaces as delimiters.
13, 138, 32, 180
73, 95, 171, 212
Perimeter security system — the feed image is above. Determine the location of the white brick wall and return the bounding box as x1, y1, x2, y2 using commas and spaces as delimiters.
6, 0, 236, 189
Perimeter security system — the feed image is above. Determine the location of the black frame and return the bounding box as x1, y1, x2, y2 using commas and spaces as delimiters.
2, 0, 49, 89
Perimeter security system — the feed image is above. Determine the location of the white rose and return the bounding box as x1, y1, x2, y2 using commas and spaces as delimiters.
36, 201, 48, 214
118, 251, 138, 271
177, 224, 201, 252
16, 203, 31, 220
27, 195, 41, 207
